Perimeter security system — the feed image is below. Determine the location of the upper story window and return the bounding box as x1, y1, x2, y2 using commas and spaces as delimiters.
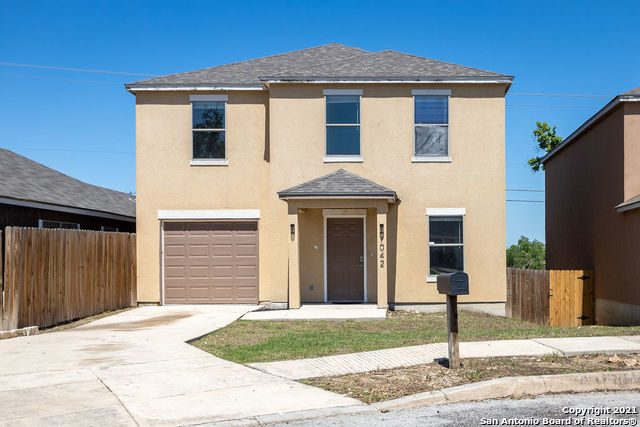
190, 95, 228, 165
413, 89, 451, 161
324, 89, 362, 162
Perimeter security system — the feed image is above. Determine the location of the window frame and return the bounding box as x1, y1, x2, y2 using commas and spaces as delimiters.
323, 89, 363, 163
425, 208, 466, 282
412, 89, 451, 163
38, 219, 80, 230
101, 226, 119, 232
189, 94, 228, 166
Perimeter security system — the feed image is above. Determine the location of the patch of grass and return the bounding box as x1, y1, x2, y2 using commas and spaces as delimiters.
304, 353, 640, 403
192, 310, 640, 364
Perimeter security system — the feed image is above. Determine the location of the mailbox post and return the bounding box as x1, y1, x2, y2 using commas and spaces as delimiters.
437, 272, 469, 369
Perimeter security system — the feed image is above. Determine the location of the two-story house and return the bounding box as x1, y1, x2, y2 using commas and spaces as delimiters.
126, 43, 512, 308
542, 86, 640, 325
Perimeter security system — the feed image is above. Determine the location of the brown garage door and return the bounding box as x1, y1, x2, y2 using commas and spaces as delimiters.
163, 221, 258, 304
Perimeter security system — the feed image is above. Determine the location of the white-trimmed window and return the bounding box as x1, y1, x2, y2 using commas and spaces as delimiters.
426, 208, 465, 281
38, 219, 80, 230
413, 89, 450, 160
101, 226, 119, 232
324, 89, 362, 161
190, 95, 227, 164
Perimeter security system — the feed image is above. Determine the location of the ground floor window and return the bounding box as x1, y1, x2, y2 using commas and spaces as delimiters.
428, 215, 464, 276
38, 219, 80, 230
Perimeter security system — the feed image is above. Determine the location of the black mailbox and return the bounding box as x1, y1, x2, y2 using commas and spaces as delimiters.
437, 272, 469, 296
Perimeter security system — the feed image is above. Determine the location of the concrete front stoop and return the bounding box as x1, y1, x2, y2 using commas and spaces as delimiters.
242, 304, 387, 321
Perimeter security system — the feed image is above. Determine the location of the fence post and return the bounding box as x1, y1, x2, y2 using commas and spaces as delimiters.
2, 228, 19, 330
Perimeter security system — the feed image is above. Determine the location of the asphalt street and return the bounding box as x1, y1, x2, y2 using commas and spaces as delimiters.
269, 392, 640, 426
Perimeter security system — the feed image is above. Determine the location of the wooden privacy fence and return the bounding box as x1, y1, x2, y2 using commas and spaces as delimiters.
506, 268, 595, 327
1, 227, 136, 330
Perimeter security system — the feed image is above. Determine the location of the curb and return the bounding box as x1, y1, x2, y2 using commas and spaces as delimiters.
375, 369, 640, 410
0, 326, 38, 340
210, 404, 374, 426
210, 370, 640, 425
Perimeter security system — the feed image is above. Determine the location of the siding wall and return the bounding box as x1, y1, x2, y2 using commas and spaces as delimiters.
545, 102, 640, 324
0, 203, 135, 234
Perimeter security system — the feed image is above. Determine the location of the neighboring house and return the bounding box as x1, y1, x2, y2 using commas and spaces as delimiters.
0, 148, 136, 234
541, 86, 640, 325
126, 43, 512, 308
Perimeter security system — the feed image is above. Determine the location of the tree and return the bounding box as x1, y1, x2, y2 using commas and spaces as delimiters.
528, 121, 563, 172
506, 236, 546, 269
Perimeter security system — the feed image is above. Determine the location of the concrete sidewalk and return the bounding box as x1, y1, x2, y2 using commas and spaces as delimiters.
248, 335, 640, 380
0, 305, 359, 426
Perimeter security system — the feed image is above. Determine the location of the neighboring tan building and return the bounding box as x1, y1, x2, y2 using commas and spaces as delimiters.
0, 148, 136, 234
541, 86, 640, 325
126, 43, 512, 308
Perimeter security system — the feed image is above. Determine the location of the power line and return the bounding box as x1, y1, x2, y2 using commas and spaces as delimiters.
509, 93, 613, 98
6, 147, 133, 154
0, 62, 158, 77
506, 199, 545, 203
506, 189, 544, 192
0, 73, 123, 85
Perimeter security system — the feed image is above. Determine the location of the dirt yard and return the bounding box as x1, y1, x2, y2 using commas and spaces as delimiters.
303, 353, 640, 403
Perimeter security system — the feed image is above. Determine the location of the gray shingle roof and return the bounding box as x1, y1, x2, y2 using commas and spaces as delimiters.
263, 50, 511, 81
278, 169, 396, 199
616, 193, 640, 212
127, 44, 368, 88
0, 148, 135, 218
126, 43, 512, 89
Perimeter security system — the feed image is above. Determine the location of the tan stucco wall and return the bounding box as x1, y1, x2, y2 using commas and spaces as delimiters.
135, 83, 507, 304
135, 91, 273, 302
545, 103, 640, 324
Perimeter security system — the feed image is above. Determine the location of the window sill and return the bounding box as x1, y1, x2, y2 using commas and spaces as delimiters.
412, 156, 452, 163
427, 276, 437, 283
323, 156, 363, 163
190, 159, 228, 166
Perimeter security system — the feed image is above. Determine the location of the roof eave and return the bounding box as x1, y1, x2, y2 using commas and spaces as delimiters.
260, 76, 513, 84
0, 196, 136, 222
125, 83, 266, 93
278, 193, 397, 203
616, 201, 640, 213
541, 96, 640, 164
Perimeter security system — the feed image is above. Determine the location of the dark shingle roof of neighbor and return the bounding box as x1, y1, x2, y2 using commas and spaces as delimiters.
0, 148, 135, 218
126, 43, 512, 89
278, 169, 396, 199
622, 86, 640, 96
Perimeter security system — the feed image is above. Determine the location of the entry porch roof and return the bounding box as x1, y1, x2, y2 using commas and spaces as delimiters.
277, 169, 397, 202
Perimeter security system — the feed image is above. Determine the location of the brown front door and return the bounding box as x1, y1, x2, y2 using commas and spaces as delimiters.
327, 217, 364, 302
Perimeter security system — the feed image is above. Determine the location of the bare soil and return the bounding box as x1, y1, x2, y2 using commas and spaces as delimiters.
303, 353, 640, 403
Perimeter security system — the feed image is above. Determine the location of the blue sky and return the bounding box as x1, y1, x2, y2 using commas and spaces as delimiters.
2, 1, 639, 245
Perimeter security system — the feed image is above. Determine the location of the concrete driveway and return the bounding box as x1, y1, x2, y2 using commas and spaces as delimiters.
0, 305, 358, 426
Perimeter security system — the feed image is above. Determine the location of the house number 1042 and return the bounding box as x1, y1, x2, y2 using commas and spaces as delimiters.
379, 243, 384, 268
